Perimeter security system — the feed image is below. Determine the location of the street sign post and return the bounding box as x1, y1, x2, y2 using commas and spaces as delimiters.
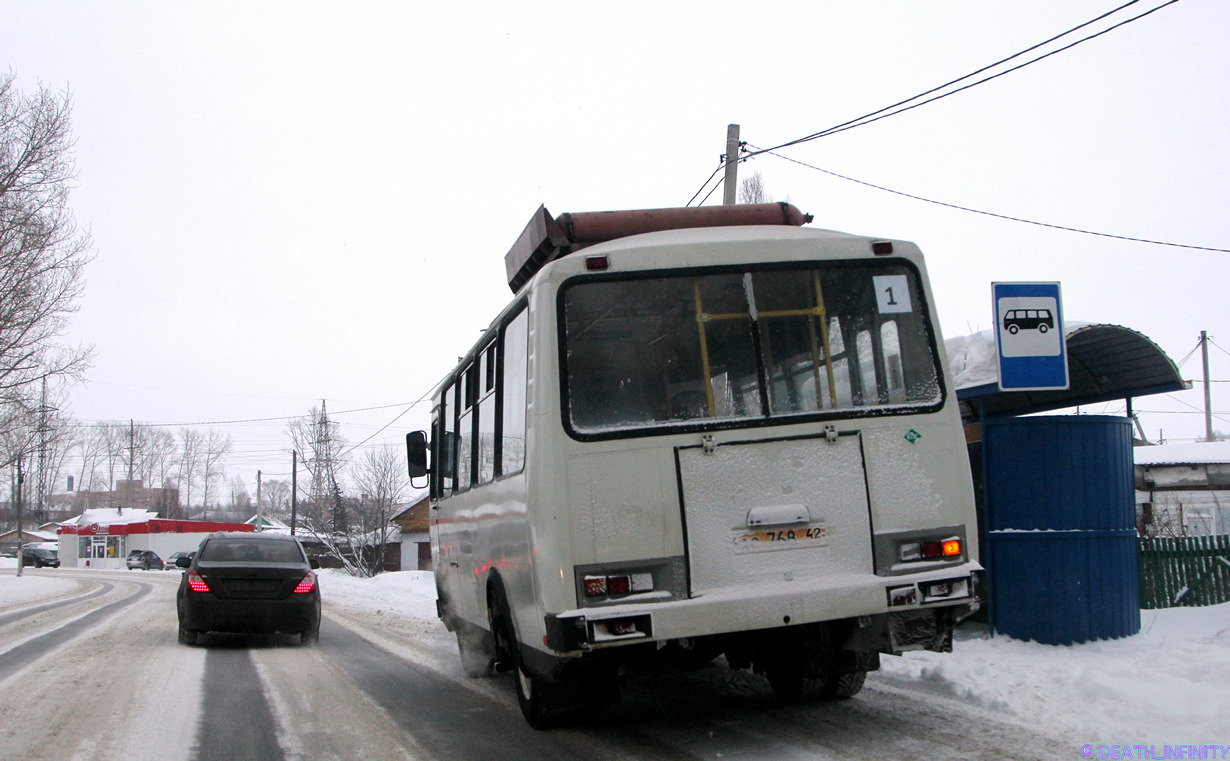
993, 282, 1069, 391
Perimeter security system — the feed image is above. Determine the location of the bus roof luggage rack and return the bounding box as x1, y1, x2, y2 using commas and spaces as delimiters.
504, 202, 814, 293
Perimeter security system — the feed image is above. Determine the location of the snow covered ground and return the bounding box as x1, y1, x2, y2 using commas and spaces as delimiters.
5, 565, 1223, 752
0, 561, 81, 605
320, 569, 1229, 747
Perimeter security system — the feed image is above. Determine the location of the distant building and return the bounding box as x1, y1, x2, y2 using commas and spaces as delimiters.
0, 527, 58, 556
62, 479, 180, 518
391, 494, 431, 571
1135, 441, 1230, 537
57, 507, 252, 569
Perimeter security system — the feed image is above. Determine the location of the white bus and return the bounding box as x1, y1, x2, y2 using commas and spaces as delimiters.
406, 203, 982, 728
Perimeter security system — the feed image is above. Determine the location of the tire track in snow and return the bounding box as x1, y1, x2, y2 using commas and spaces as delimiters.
0, 579, 151, 683
196, 645, 286, 761
0, 580, 112, 629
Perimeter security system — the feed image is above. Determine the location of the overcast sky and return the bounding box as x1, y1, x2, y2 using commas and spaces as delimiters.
4, 0, 1227, 496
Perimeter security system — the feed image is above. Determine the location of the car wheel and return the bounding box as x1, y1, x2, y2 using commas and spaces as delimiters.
178, 626, 198, 646
300, 625, 320, 646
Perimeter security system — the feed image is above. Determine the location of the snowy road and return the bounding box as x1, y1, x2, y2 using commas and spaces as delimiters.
0, 568, 1095, 761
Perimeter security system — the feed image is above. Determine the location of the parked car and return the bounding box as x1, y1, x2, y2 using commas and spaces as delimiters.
176, 533, 321, 646
166, 551, 193, 569
126, 549, 164, 570
21, 546, 60, 568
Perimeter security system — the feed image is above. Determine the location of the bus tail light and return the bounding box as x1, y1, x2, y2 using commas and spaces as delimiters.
899, 536, 963, 563
583, 572, 654, 599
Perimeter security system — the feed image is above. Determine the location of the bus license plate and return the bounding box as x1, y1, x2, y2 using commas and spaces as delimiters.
732, 525, 828, 554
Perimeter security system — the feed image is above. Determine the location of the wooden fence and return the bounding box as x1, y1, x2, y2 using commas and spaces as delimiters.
1139, 534, 1230, 609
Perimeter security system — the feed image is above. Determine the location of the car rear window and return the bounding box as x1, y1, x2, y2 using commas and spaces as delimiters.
199, 538, 305, 563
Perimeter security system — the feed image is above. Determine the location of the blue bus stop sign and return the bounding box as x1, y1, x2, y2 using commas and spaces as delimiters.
993, 282, 1069, 391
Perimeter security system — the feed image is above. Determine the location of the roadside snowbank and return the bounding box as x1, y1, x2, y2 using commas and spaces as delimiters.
320, 569, 1229, 743
0, 569, 80, 607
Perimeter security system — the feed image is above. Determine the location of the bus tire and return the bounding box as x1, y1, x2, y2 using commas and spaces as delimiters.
821, 670, 867, 700
766, 666, 827, 703
515, 661, 560, 730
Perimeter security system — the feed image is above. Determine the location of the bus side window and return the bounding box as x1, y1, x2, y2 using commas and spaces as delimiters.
477, 342, 497, 485
456, 370, 474, 493
434, 385, 454, 498
501, 308, 528, 476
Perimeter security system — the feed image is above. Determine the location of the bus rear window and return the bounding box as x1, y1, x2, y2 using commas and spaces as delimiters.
560, 262, 942, 436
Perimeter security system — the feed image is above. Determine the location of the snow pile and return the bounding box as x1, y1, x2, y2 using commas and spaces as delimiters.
878, 604, 1230, 740
0, 570, 79, 606
318, 568, 439, 615
320, 569, 1229, 741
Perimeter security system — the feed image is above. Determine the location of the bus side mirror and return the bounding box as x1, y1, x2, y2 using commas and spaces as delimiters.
406, 431, 429, 480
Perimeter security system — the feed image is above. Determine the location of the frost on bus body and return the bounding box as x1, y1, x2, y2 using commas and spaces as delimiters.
412, 214, 981, 729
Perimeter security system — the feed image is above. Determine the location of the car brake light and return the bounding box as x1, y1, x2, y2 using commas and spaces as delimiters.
186, 571, 210, 593
293, 573, 316, 594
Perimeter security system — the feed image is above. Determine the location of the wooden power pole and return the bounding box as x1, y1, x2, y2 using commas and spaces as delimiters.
723, 124, 740, 205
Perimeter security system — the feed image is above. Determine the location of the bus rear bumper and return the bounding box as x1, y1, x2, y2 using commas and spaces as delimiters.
544, 562, 982, 654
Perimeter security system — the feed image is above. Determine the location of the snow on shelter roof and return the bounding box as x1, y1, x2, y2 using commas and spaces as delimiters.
945, 323, 1188, 423
1133, 440, 1230, 466
59, 508, 159, 526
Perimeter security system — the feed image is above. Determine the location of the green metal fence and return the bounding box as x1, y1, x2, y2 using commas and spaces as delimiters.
1139, 534, 1230, 609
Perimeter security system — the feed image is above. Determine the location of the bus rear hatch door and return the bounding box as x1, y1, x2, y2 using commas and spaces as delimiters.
675, 433, 872, 597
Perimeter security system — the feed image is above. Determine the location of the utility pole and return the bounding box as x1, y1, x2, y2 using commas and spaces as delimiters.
723, 124, 740, 205
1201, 330, 1214, 442
14, 458, 24, 577
36, 377, 49, 524
128, 419, 135, 482
291, 450, 298, 536
256, 469, 263, 529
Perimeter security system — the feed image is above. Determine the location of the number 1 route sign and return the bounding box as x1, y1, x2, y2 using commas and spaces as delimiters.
992, 281, 1069, 392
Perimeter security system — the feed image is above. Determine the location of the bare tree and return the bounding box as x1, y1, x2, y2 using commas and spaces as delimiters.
350, 445, 410, 575
141, 427, 177, 488
260, 478, 291, 521
175, 428, 203, 515
0, 74, 93, 425
199, 429, 232, 519
737, 170, 771, 205
228, 474, 251, 517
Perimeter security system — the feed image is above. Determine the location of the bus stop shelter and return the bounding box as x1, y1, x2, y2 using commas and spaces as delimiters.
945, 323, 1188, 644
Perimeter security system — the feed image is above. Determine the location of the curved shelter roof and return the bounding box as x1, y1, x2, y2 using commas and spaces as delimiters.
945, 323, 1189, 423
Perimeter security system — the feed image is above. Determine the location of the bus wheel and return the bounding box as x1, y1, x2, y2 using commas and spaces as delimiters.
821, 670, 867, 699
766, 665, 827, 703
515, 661, 561, 729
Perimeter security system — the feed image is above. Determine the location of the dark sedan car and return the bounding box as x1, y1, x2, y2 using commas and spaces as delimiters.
176, 533, 321, 646
21, 546, 60, 568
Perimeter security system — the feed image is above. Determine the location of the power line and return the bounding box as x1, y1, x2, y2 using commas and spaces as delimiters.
686, 162, 726, 207
752, 147, 1230, 254
66, 400, 421, 429
747, 1, 1179, 157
